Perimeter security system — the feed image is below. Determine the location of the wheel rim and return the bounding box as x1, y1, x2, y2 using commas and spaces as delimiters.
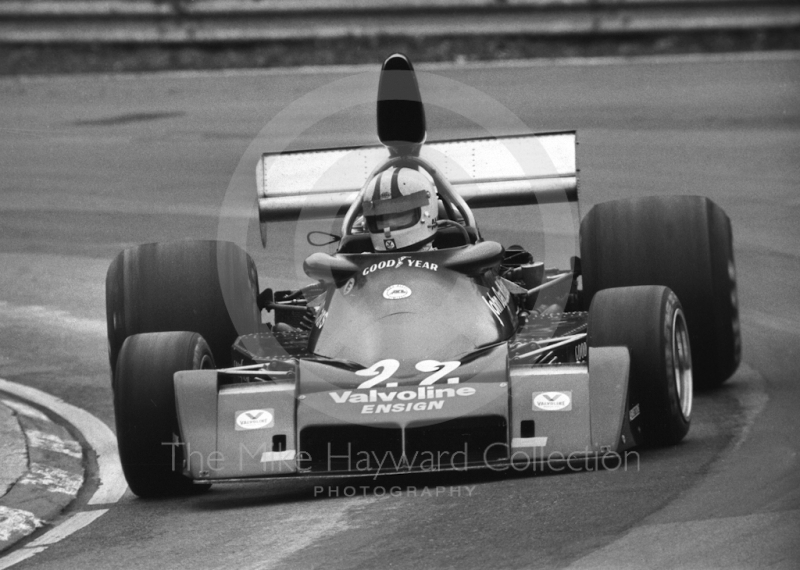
672, 309, 693, 420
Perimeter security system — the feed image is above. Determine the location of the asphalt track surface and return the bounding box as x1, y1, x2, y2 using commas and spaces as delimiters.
1, 52, 799, 569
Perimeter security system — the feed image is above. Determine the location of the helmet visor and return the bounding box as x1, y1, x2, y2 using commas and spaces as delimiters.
366, 209, 421, 233
363, 188, 428, 233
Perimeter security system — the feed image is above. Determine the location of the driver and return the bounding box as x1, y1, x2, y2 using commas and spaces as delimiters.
362, 166, 439, 252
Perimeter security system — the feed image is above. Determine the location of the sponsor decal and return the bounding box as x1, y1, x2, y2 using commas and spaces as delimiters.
629, 403, 640, 421
383, 284, 411, 300
362, 256, 438, 276
483, 279, 511, 323
261, 450, 296, 463
235, 409, 274, 430
532, 391, 572, 411
361, 401, 445, 414
511, 437, 548, 448
342, 277, 355, 296
328, 385, 476, 415
330, 386, 476, 404
384, 239, 396, 250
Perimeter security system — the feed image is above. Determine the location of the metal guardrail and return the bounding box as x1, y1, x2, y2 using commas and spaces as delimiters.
0, 0, 798, 43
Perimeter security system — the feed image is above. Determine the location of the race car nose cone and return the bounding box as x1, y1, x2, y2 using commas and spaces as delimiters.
377, 53, 426, 151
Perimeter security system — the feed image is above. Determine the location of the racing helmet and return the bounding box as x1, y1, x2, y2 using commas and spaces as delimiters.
362, 166, 438, 251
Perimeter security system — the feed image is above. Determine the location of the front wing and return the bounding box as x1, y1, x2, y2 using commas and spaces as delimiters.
174, 347, 634, 482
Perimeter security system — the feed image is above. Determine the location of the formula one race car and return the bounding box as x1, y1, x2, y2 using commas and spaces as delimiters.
106, 54, 740, 497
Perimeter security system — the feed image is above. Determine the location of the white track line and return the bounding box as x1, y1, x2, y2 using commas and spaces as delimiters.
0, 547, 47, 570
1, 400, 50, 423
0, 379, 126, 506
0, 378, 127, 569
7, 49, 800, 84
25, 510, 108, 548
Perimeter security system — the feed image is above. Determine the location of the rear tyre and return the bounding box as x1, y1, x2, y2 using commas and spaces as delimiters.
580, 195, 740, 389
114, 331, 213, 498
106, 240, 260, 376
589, 286, 692, 447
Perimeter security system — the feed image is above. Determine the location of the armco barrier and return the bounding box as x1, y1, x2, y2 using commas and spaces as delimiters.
0, 0, 798, 43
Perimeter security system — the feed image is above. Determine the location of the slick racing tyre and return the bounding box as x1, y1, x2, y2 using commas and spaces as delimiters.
106, 240, 260, 376
588, 286, 692, 447
580, 195, 740, 389
114, 331, 213, 498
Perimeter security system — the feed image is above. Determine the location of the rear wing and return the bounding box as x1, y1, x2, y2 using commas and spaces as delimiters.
257, 131, 577, 243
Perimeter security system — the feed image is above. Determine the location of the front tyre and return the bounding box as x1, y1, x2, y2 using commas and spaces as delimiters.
589, 286, 692, 447
114, 331, 213, 498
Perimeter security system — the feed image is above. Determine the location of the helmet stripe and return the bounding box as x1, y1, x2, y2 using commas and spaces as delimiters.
372, 171, 384, 202
391, 167, 402, 199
